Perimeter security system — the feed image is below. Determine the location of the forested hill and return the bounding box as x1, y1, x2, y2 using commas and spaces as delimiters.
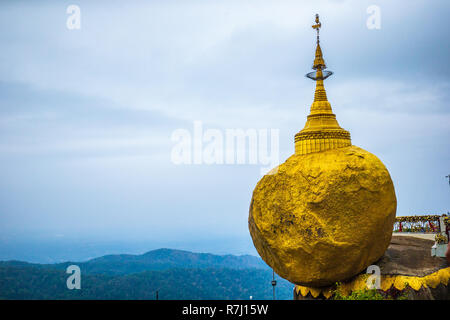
0, 249, 294, 300
1, 248, 268, 275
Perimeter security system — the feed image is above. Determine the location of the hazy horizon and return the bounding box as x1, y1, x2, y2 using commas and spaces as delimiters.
1, 1, 449, 263
0, 235, 260, 264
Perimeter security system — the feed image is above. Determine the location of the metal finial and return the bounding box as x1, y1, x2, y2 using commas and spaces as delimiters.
312, 14, 321, 44
306, 14, 332, 80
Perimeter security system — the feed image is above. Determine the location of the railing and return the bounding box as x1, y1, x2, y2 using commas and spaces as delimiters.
393, 214, 449, 236
394, 215, 440, 233
393, 214, 450, 245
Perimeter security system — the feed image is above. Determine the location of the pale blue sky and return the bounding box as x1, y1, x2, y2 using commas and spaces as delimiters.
0, 0, 449, 260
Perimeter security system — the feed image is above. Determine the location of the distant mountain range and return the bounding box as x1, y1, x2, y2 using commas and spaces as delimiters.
0, 248, 294, 300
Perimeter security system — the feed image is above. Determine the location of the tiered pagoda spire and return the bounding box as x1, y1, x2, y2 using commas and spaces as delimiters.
294, 14, 351, 155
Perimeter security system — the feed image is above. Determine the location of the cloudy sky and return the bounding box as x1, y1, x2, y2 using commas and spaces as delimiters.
0, 0, 449, 260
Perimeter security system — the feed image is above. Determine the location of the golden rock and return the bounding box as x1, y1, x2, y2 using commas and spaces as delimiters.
248, 15, 397, 287
249, 146, 397, 286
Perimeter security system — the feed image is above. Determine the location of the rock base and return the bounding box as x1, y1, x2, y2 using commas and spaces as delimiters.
294, 236, 450, 300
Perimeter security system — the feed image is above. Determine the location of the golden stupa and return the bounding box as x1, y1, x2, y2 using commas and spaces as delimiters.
248, 15, 397, 287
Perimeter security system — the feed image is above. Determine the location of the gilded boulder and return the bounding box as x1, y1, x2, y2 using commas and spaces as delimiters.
248, 146, 397, 287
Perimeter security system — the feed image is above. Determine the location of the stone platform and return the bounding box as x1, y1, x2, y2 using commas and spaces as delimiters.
294, 236, 450, 300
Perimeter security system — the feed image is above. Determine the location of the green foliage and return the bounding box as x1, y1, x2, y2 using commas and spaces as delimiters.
331, 282, 408, 300
1, 248, 269, 276
0, 249, 295, 300
332, 282, 384, 300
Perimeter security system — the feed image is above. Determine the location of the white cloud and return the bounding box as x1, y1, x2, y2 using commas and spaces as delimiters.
0, 0, 449, 249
